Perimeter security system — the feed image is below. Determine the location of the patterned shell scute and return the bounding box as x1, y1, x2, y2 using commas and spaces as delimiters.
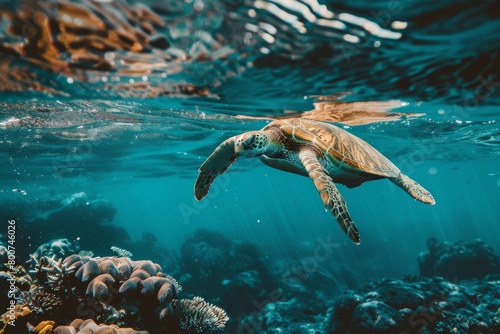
269, 119, 400, 177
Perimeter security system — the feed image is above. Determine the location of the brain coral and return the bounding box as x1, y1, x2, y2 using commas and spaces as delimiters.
58, 255, 177, 326
53, 319, 149, 334
7, 237, 230, 334
24, 253, 228, 333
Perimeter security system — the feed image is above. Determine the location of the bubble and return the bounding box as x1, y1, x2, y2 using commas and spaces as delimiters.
428, 167, 438, 175
391, 21, 408, 30
194, 0, 204, 11
67, 77, 74, 84
438, 109, 445, 115
104, 52, 115, 61
257, 219, 261, 223
343, 34, 359, 43
142, 76, 148, 82
374, 41, 381, 47
101, 76, 108, 82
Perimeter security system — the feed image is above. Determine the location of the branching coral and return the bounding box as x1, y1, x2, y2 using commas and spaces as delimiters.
111, 246, 133, 258
28, 255, 79, 292
30, 239, 75, 264
17, 287, 62, 313
160, 274, 183, 293
172, 297, 229, 333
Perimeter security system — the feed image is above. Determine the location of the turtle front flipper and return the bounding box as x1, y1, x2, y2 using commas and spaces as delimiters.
194, 137, 238, 201
299, 150, 361, 244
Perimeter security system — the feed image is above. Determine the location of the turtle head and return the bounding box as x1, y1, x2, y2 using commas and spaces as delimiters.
234, 131, 269, 157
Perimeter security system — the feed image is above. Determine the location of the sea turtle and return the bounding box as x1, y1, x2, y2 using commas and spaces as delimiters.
194, 119, 435, 244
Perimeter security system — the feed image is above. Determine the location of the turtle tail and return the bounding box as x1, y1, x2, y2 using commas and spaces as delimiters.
391, 173, 435, 205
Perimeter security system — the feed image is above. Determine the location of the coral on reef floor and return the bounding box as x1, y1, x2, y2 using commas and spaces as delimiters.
237, 276, 500, 334
0, 247, 229, 334
2, 219, 500, 334
236, 238, 500, 334
418, 238, 500, 281
53, 318, 149, 334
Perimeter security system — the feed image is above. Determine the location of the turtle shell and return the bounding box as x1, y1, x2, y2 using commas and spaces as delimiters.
263, 118, 400, 178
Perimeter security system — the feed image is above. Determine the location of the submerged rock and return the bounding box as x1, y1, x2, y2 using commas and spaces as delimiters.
349, 300, 405, 333
324, 276, 500, 334
418, 238, 500, 281
245, 274, 500, 333
30, 238, 75, 262
179, 229, 274, 316
239, 298, 328, 334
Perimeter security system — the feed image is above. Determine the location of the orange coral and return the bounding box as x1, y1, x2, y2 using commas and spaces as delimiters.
0, 305, 32, 334
54, 319, 148, 333
33, 320, 56, 334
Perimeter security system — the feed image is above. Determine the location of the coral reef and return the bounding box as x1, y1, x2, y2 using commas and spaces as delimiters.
30, 238, 75, 263
172, 297, 229, 333
31, 320, 55, 334
4, 250, 228, 334
179, 229, 274, 311
180, 229, 232, 281
0, 266, 32, 311
1, 193, 182, 276
242, 276, 500, 334
325, 276, 500, 334
1, 193, 177, 267
111, 246, 133, 258
236, 238, 500, 334
418, 238, 500, 281
49, 254, 178, 330
18, 287, 63, 314
7, 192, 126, 259
0, 305, 31, 334
239, 298, 328, 334
53, 319, 149, 334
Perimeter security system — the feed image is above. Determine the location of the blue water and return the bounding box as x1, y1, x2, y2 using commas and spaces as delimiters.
0, 0, 499, 333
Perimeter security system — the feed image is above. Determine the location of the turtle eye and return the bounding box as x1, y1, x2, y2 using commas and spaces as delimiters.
244, 135, 255, 146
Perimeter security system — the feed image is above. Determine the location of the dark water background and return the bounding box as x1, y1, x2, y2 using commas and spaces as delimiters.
0, 0, 499, 331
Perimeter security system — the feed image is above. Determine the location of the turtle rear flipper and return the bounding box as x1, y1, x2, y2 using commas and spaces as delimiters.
391, 173, 435, 205
299, 150, 361, 244
194, 137, 238, 201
